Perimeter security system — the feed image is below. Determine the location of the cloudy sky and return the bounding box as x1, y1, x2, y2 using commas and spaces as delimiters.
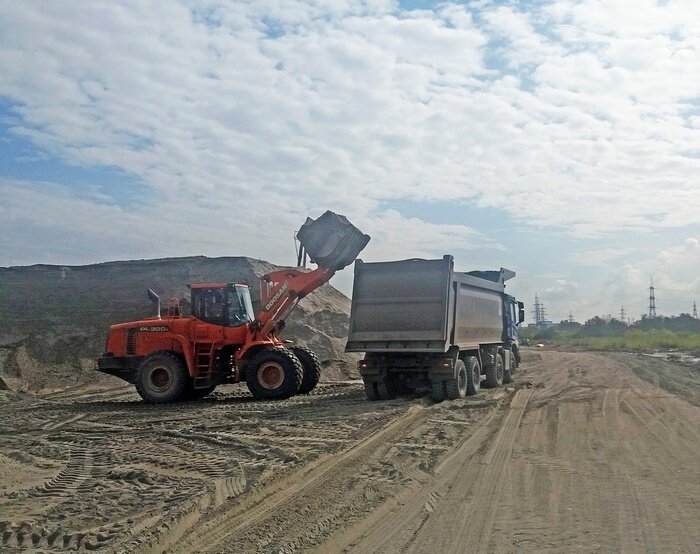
2, 0, 700, 323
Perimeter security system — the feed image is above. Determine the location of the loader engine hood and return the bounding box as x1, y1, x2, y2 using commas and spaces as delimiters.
296, 211, 370, 271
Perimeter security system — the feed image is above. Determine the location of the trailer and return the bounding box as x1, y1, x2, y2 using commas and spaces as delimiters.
345, 255, 525, 401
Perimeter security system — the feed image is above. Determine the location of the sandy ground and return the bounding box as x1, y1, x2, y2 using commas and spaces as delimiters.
1, 349, 699, 553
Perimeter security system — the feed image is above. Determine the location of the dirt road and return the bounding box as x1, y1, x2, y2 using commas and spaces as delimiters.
1, 350, 699, 552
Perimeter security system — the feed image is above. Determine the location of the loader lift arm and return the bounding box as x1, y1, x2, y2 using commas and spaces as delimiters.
250, 265, 336, 341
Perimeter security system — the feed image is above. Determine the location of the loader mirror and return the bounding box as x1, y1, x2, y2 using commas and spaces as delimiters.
517, 301, 525, 324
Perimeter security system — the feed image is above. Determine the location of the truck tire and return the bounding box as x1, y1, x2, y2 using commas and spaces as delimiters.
503, 363, 513, 384
513, 345, 521, 366
445, 360, 468, 400
466, 356, 481, 395
484, 353, 504, 388
291, 346, 321, 395
432, 380, 446, 402
246, 347, 303, 400
376, 379, 397, 400
135, 351, 189, 404
363, 379, 379, 401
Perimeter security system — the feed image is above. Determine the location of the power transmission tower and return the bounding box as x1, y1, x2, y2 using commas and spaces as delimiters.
568, 311, 574, 323
694, 301, 698, 319
532, 294, 546, 327
648, 279, 656, 318
619, 306, 626, 322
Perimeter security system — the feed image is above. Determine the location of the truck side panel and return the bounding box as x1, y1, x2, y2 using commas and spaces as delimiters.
453, 280, 504, 348
346, 257, 453, 352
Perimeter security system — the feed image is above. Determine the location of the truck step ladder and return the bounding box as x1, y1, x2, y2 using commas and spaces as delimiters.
193, 342, 215, 388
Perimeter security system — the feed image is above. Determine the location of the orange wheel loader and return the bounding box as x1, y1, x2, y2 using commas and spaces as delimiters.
97, 211, 369, 403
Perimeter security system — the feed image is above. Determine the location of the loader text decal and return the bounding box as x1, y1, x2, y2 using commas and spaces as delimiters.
138, 326, 170, 332
264, 283, 288, 311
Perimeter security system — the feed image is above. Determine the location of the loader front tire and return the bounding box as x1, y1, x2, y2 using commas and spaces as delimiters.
135, 351, 189, 404
291, 346, 321, 395
246, 348, 303, 400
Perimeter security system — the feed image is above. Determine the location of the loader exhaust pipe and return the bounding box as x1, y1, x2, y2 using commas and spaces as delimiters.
147, 288, 161, 319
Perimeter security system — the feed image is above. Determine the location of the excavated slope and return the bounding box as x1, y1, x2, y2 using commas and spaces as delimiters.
0, 256, 359, 392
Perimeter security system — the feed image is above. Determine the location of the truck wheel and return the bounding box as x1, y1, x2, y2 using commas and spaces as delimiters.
484, 353, 504, 388
135, 351, 189, 403
363, 379, 379, 401
246, 348, 303, 400
503, 363, 513, 384
513, 345, 521, 366
376, 379, 397, 400
446, 360, 468, 400
431, 380, 446, 402
466, 356, 481, 395
291, 346, 321, 395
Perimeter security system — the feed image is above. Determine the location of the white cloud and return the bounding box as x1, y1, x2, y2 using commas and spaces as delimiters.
2, 1, 700, 312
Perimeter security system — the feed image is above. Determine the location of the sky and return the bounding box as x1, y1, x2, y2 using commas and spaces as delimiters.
1, 0, 700, 324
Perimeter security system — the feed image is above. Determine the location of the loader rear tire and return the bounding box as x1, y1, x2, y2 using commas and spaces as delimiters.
246, 348, 303, 400
466, 356, 481, 395
484, 353, 504, 388
135, 351, 189, 404
291, 346, 321, 395
445, 360, 468, 400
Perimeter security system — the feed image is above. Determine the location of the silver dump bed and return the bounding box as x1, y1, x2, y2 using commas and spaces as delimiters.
346, 256, 508, 353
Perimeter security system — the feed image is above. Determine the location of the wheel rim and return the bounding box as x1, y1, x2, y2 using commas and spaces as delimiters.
497, 359, 504, 381
148, 366, 172, 392
258, 362, 285, 390
473, 364, 481, 389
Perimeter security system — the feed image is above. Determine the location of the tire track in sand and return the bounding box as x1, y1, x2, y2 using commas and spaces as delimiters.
406, 389, 532, 553
167, 404, 428, 553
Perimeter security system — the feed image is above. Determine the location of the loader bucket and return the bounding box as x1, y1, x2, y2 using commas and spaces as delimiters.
297, 211, 370, 271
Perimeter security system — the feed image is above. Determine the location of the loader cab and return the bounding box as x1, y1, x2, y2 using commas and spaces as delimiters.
190, 283, 255, 327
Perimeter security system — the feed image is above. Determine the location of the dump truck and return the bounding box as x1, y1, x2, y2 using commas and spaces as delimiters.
345, 255, 525, 401
98, 211, 370, 403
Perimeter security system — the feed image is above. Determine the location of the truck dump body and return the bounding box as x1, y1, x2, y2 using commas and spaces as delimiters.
346, 256, 506, 353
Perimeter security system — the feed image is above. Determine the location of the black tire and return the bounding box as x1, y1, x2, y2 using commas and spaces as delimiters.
446, 360, 468, 400
363, 379, 379, 401
431, 380, 446, 402
466, 356, 481, 395
135, 351, 189, 404
484, 353, 504, 388
245, 347, 303, 400
513, 345, 521, 366
503, 364, 513, 384
291, 346, 321, 395
376, 378, 397, 400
